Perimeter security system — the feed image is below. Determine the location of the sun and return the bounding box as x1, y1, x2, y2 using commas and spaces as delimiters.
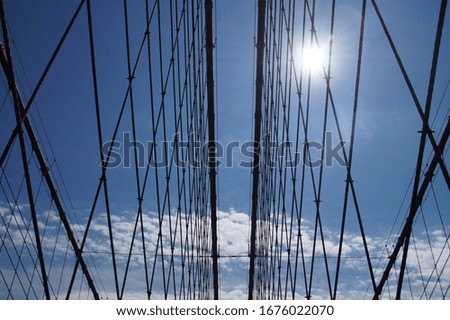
302, 46, 325, 72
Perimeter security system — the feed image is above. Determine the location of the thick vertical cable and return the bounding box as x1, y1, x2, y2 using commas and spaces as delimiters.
249, 0, 266, 300
205, 0, 219, 300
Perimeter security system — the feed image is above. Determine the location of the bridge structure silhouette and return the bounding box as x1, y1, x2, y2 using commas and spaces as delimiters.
0, 0, 449, 300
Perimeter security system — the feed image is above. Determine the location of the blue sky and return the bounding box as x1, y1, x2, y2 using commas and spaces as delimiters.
0, 0, 449, 299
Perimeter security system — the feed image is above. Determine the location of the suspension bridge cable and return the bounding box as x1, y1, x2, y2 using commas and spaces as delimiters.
0, 0, 87, 170
395, 0, 447, 299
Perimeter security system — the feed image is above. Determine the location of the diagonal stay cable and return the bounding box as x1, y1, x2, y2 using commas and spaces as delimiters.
0, 47, 100, 299
288, 0, 335, 300
373, 117, 450, 299
0, 190, 39, 299
332, 0, 377, 299
290, 0, 309, 300
67, 0, 159, 300
119, 0, 150, 300
396, 0, 448, 299
2, 1, 72, 299
0, 0, 86, 170
370, 0, 450, 190
300, 0, 377, 298
66, 0, 119, 300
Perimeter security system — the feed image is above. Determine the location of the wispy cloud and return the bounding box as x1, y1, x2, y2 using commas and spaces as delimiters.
0, 202, 448, 299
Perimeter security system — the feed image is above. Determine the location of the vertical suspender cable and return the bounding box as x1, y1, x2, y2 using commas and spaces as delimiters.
205, 0, 219, 300
249, 0, 266, 300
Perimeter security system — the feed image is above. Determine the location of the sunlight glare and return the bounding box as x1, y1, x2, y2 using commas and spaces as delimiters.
302, 46, 325, 72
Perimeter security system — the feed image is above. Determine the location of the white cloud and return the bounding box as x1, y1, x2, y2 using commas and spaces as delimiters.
0, 201, 448, 300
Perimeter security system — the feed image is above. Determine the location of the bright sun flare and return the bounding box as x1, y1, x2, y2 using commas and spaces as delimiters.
302, 46, 324, 72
